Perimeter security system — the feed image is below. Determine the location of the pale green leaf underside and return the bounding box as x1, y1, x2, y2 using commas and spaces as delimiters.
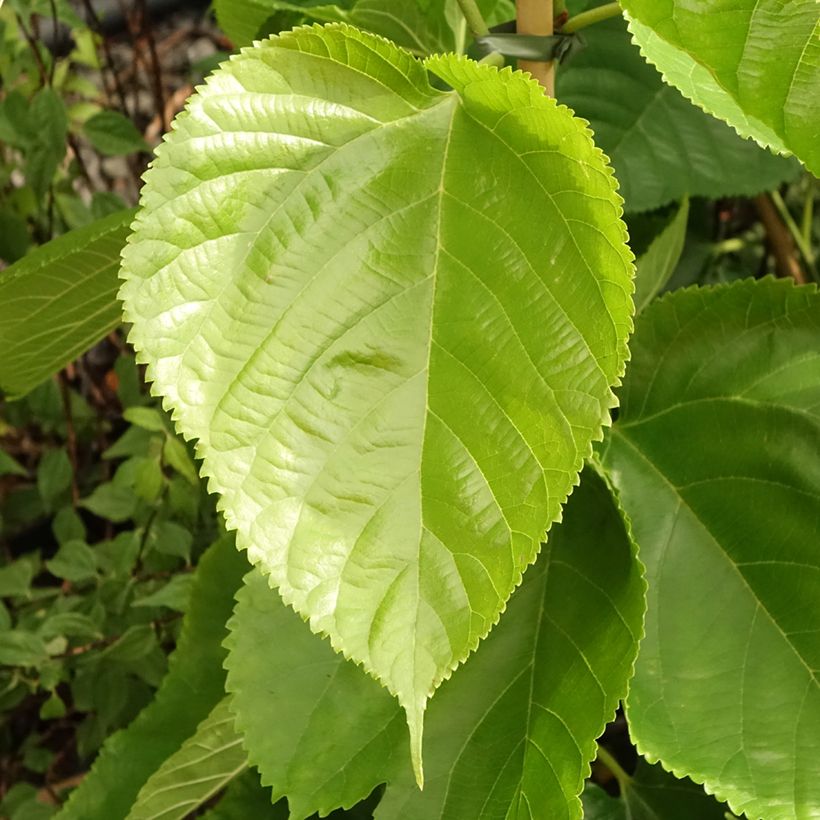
120, 23, 633, 775
555, 17, 799, 213
225, 468, 645, 819
601, 278, 820, 819
128, 698, 247, 820
0, 208, 134, 398
632, 198, 688, 314
621, 0, 820, 176
55, 538, 248, 820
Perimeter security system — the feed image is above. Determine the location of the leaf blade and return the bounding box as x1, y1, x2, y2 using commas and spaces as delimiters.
120, 24, 634, 774
0, 209, 135, 397
602, 278, 820, 819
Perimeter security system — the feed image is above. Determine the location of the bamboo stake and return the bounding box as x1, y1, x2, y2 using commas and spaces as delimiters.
516, 0, 554, 95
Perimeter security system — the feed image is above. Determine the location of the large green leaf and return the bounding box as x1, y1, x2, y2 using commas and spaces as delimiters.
581, 759, 732, 819
214, 0, 512, 54
128, 698, 248, 820
0, 208, 135, 398
555, 16, 799, 212
225, 468, 645, 818
120, 23, 633, 779
620, 0, 820, 176
55, 537, 249, 820
600, 278, 820, 819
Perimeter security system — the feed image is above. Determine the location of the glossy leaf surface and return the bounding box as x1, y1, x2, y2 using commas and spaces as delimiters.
128, 698, 247, 820
621, 0, 820, 175
56, 537, 248, 820
225, 468, 645, 818
556, 16, 799, 212
121, 23, 633, 775
601, 279, 820, 819
0, 209, 134, 398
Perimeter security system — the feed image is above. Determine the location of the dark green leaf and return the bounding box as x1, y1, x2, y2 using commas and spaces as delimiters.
45, 540, 97, 583
0, 209, 135, 398
601, 278, 820, 819
55, 537, 248, 820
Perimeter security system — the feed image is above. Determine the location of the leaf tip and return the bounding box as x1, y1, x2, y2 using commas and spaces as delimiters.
405, 701, 425, 790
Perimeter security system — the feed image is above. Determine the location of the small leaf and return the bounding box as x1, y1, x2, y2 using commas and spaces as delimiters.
123, 406, 167, 433
52, 506, 86, 545
0, 450, 27, 477
83, 110, 148, 156
601, 278, 820, 819
146, 520, 193, 562
555, 15, 799, 212
128, 698, 247, 820
100, 625, 157, 664
120, 24, 634, 777
133, 574, 195, 612
37, 449, 72, 512
0, 558, 36, 597
161, 436, 198, 485
40, 692, 67, 720
39, 612, 102, 641
632, 198, 688, 313
55, 537, 248, 820
80, 483, 137, 522
621, 0, 820, 175
45, 540, 97, 583
0, 209, 135, 397
0, 631, 49, 667
226, 468, 645, 818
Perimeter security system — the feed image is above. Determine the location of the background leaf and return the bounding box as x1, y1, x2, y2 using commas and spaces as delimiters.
581, 759, 732, 819
226, 468, 645, 819
83, 110, 148, 157
632, 199, 688, 313
120, 23, 634, 777
620, 0, 820, 175
556, 13, 799, 212
213, 0, 513, 54
601, 278, 820, 819
127, 697, 248, 820
0, 209, 134, 398
55, 537, 248, 820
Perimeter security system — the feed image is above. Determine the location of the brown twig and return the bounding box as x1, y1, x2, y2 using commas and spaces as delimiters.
517, 0, 554, 95
135, 0, 167, 133
15, 13, 49, 86
79, 0, 130, 115
754, 193, 807, 284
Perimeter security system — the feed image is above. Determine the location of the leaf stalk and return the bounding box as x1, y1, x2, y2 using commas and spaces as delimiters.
455, 0, 490, 37
562, 1, 622, 34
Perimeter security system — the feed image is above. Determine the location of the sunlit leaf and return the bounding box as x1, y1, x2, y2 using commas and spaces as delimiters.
120, 24, 633, 779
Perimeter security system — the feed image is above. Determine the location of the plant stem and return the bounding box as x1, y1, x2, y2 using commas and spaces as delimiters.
455, 0, 490, 37
479, 52, 506, 68
770, 190, 817, 276
517, 0, 554, 96
596, 745, 631, 791
562, 1, 622, 33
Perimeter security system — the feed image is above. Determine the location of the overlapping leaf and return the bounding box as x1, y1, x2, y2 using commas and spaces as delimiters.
601, 278, 820, 819
56, 537, 248, 820
128, 698, 248, 820
0, 208, 134, 397
120, 23, 633, 778
620, 0, 820, 175
556, 15, 799, 212
225, 468, 645, 818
